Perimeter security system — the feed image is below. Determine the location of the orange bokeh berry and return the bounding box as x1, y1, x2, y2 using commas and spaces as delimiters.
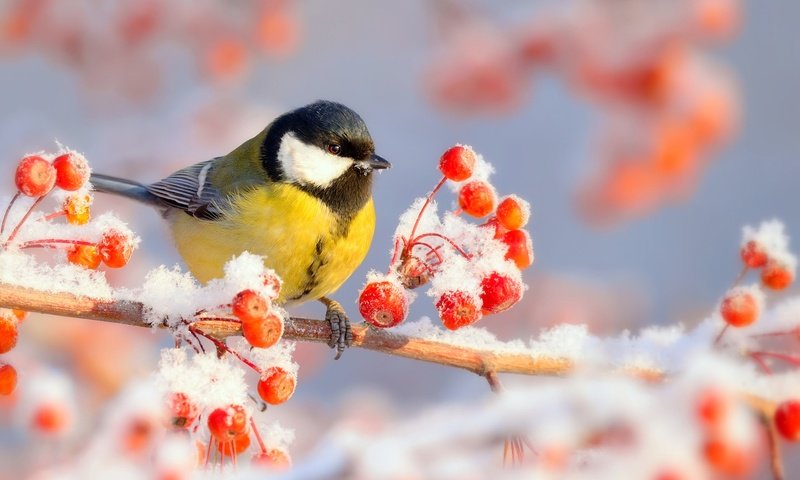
740, 240, 768, 269
252, 448, 292, 470
719, 290, 759, 327
761, 261, 794, 290
775, 399, 800, 442
0, 312, 19, 354
32, 403, 70, 434
0, 363, 18, 396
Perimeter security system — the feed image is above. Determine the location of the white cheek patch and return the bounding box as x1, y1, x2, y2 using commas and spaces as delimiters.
277, 132, 354, 188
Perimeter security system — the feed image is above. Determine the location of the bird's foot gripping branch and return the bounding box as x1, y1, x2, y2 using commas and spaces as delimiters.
3, 148, 800, 479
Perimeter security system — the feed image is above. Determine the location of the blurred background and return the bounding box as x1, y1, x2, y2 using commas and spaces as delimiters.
1, 0, 798, 475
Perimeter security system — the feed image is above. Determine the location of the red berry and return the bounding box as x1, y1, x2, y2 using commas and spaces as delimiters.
496, 195, 530, 230
67, 244, 102, 270
0, 312, 19, 354
218, 433, 251, 457
63, 193, 91, 225
32, 403, 70, 434
207, 405, 248, 441
358, 280, 408, 328
232, 290, 268, 323
458, 180, 496, 218
15, 155, 56, 197
257, 367, 296, 405
242, 310, 284, 349
12, 309, 27, 322
439, 145, 477, 181
0, 363, 17, 396
436, 291, 482, 330
123, 417, 155, 454
775, 399, 800, 441
719, 289, 760, 327
98, 229, 133, 268
479, 272, 523, 315
740, 240, 768, 269
703, 436, 755, 476
761, 261, 794, 290
501, 229, 534, 270
696, 387, 731, 429
52, 152, 90, 191
167, 392, 198, 429
252, 448, 292, 470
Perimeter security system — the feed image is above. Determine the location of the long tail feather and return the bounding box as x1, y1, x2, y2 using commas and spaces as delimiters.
90, 173, 161, 207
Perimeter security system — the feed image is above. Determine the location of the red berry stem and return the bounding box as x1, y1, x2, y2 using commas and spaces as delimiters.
3, 195, 46, 247
188, 323, 263, 374
410, 241, 444, 264
41, 211, 66, 222
249, 417, 268, 453
388, 236, 406, 270
751, 329, 800, 340
732, 265, 749, 287
411, 232, 472, 259
404, 176, 448, 257
713, 324, 730, 346
750, 351, 800, 368
0, 193, 20, 237
748, 352, 774, 375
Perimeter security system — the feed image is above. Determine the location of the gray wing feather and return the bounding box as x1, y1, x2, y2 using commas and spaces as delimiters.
146, 158, 227, 220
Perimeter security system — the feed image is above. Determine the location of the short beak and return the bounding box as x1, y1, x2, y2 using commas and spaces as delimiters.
366, 154, 391, 170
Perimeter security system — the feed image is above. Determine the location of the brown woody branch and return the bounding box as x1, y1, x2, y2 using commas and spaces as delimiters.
0, 281, 784, 479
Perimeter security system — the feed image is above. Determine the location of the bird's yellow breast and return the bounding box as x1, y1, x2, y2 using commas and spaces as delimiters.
167, 184, 375, 304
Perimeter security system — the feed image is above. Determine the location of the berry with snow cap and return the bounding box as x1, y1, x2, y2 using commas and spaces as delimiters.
358, 279, 408, 328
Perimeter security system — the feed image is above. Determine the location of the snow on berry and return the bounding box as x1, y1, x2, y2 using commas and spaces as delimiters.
98, 228, 134, 268
740, 220, 797, 280
207, 404, 248, 440
18, 369, 77, 437
719, 284, 764, 328
52, 151, 90, 191
67, 244, 102, 269
257, 367, 297, 405
15, 155, 56, 197
761, 260, 795, 290
436, 290, 482, 330
500, 228, 534, 269
63, 192, 92, 225
358, 273, 410, 328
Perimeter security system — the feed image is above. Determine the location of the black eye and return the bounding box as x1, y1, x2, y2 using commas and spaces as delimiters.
326, 144, 341, 155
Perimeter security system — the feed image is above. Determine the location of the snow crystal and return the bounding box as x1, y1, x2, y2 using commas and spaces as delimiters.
156, 348, 248, 411
0, 250, 114, 299
261, 421, 296, 450
392, 317, 529, 354
528, 323, 593, 362
394, 197, 442, 241
228, 337, 299, 377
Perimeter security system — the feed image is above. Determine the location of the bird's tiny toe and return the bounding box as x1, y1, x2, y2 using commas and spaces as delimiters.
323, 299, 351, 359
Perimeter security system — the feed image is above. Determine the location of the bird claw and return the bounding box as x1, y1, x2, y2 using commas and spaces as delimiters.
322, 298, 352, 360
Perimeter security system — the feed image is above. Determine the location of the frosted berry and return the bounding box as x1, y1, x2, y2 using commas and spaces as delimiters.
496, 195, 530, 230
696, 388, 730, 429
168, 392, 198, 429
719, 290, 759, 327
242, 310, 284, 349
0, 312, 18, 354
703, 436, 754, 476
98, 229, 133, 268
253, 448, 292, 470
52, 152, 90, 191
232, 290, 268, 323
458, 181, 496, 218
15, 155, 56, 197
761, 261, 794, 290
740, 240, 768, 269
358, 280, 408, 328
501, 229, 534, 270
207, 405, 248, 441
775, 399, 800, 442
257, 367, 296, 405
439, 145, 476, 181
0, 363, 17, 396
481, 216, 507, 239
261, 272, 282, 299
436, 291, 482, 330
480, 272, 523, 315
67, 244, 102, 270
63, 193, 91, 225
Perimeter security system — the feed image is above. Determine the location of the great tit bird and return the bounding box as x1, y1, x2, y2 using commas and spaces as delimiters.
91, 101, 390, 358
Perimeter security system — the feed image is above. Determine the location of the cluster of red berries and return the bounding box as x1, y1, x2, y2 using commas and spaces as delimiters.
1, 0, 300, 102
2, 151, 135, 270
0, 309, 26, 398
694, 387, 758, 476
166, 389, 292, 468
718, 223, 795, 331
358, 145, 533, 331
424, 0, 740, 225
